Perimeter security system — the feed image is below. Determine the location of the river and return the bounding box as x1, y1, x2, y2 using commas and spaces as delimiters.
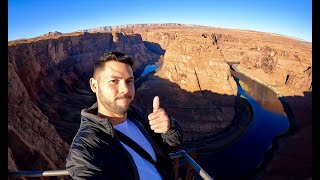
139, 64, 290, 179
196, 71, 289, 179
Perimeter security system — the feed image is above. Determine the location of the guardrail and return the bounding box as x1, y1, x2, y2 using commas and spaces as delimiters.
8, 170, 69, 177
180, 150, 213, 180
8, 150, 213, 180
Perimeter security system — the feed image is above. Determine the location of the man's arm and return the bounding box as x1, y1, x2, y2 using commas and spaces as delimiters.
66, 146, 106, 180
160, 116, 183, 150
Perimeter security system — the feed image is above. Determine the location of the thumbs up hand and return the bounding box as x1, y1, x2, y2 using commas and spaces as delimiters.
148, 96, 170, 134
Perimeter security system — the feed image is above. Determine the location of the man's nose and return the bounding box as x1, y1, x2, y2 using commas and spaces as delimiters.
119, 82, 129, 94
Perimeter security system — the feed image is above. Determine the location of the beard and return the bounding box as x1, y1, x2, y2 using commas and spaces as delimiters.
97, 87, 133, 115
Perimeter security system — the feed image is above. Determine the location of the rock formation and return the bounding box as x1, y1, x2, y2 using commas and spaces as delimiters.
133, 30, 238, 140
8, 32, 159, 173
8, 62, 69, 172
40, 31, 63, 37
116, 24, 311, 179
8, 24, 312, 179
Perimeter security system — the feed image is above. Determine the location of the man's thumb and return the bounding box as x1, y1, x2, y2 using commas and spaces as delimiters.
153, 96, 160, 112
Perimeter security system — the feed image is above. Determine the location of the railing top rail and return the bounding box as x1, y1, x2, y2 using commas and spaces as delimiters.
8, 170, 69, 177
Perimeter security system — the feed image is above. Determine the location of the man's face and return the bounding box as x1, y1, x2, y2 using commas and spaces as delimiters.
90, 61, 135, 115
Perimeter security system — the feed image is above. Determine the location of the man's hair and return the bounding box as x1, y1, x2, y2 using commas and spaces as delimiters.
93, 51, 134, 77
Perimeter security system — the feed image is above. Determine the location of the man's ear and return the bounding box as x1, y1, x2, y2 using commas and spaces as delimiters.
89, 78, 98, 93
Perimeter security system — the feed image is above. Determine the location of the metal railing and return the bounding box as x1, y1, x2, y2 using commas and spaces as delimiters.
174, 150, 213, 180
8, 170, 69, 177
8, 150, 213, 180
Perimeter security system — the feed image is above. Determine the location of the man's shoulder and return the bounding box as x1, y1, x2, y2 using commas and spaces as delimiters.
77, 117, 102, 135
70, 117, 112, 150
71, 126, 100, 148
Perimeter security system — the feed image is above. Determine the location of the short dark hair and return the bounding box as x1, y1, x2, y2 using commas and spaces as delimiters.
93, 51, 134, 77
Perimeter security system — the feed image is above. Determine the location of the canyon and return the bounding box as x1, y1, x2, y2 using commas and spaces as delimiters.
8, 24, 312, 179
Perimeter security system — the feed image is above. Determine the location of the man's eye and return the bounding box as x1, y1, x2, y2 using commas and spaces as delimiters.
128, 79, 134, 83
109, 80, 119, 83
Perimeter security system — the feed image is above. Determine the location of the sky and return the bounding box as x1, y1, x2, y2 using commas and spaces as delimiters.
8, 0, 312, 42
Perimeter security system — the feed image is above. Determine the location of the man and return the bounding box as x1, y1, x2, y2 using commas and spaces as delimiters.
66, 51, 183, 180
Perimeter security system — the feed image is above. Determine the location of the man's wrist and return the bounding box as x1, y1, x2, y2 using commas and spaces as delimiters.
169, 117, 176, 129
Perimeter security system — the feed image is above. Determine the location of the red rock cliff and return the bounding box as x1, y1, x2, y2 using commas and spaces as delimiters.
8, 32, 158, 173
110, 24, 311, 179
8, 24, 312, 179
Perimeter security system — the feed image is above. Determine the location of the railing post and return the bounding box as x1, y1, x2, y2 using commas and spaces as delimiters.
173, 156, 179, 179
185, 161, 192, 180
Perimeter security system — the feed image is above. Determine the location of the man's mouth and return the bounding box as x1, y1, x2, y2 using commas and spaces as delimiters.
116, 96, 132, 101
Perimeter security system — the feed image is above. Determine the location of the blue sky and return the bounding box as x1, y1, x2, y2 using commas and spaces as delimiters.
9, 0, 312, 42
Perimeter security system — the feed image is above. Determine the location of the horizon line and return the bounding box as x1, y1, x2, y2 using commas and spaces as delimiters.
8, 22, 312, 43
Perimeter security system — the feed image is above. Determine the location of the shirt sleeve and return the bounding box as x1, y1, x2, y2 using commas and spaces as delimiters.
66, 147, 107, 179
160, 116, 183, 152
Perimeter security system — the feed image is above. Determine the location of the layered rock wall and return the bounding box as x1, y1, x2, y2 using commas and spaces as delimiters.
8, 24, 312, 179
8, 62, 69, 171
139, 26, 311, 96
133, 29, 238, 140
8, 32, 157, 171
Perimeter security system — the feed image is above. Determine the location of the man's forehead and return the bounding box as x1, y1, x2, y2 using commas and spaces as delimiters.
101, 62, 133, 77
